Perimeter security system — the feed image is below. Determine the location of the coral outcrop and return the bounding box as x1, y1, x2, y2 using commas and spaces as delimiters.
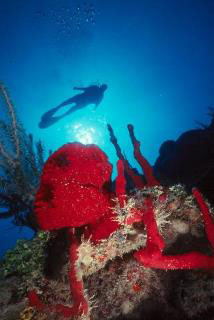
154, 108, 214, 205
22, 125, 214, 320
1, 112, 214, 319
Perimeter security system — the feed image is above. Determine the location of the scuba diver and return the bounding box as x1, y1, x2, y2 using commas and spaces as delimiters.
39, 84, 108, 129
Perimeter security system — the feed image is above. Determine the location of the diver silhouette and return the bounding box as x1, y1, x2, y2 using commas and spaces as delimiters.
39, 84, 108, 129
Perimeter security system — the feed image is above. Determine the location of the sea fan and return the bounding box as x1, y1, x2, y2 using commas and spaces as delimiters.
0, 82, 47, 231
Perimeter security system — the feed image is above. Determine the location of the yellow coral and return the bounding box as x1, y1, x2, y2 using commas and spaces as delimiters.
19, 307, 35, 320
19, 306, 48, 320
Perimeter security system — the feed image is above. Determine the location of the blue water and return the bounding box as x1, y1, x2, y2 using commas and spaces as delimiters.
0, 0, 213, 258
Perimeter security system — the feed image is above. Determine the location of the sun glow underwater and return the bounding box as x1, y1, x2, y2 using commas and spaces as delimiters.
65, 120, 105, 145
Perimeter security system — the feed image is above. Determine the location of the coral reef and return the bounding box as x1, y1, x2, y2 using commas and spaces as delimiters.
21, 125, 214, 320
1, 121, 214, 320
0, 82, 47, 231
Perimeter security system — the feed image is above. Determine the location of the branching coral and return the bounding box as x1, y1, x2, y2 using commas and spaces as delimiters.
0, 82, 47, 231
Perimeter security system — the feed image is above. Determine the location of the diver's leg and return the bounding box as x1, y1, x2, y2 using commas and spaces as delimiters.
57, 103, 88, 121
63, 103, 85, 116
41, 105, 63, 119
57, 96, 77, 108
39, 108, 63, 128
39, 103, 75, 129
39, 96, 79, 128
39, 99, 86, 129
39, 103, 84, 128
